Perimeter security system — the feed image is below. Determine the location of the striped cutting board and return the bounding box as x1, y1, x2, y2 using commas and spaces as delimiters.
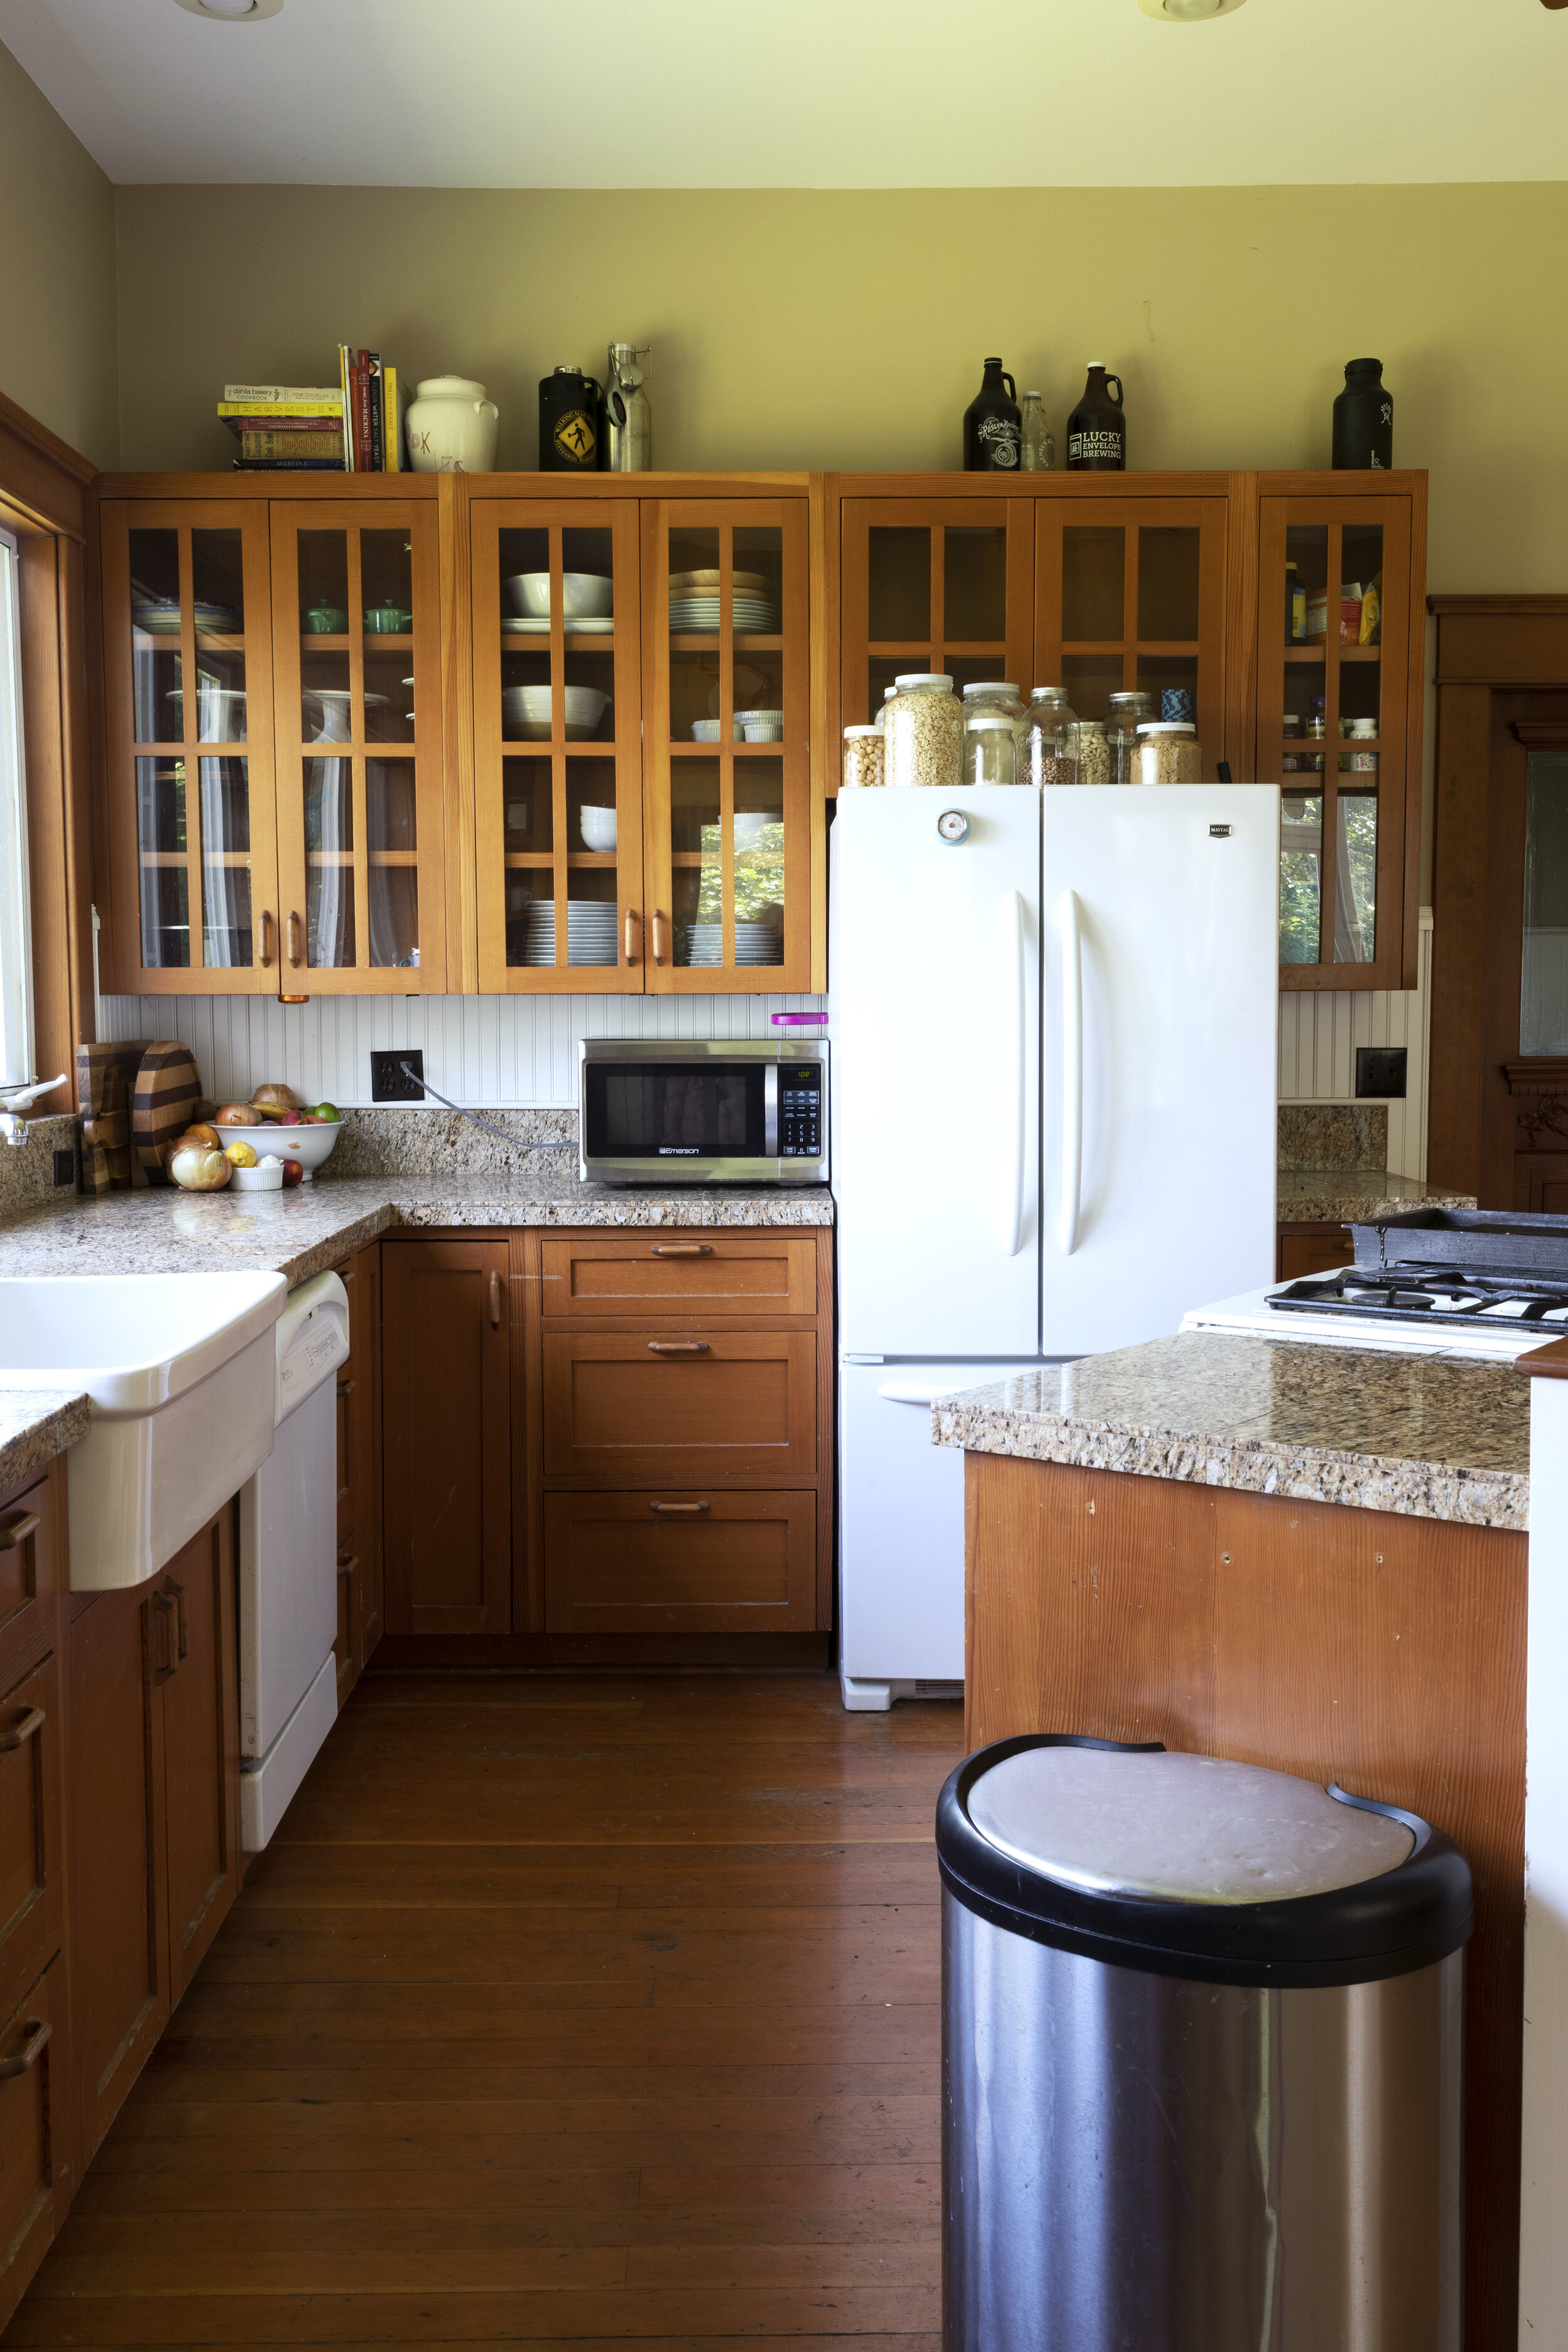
132, 1042, 202, 1181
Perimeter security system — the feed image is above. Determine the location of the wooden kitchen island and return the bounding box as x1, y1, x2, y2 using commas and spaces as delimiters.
936, 1335, 1530, 2352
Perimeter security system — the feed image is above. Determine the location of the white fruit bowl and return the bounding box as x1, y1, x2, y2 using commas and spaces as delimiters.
503, 571, 614, 620
214, 1120, 341, 1179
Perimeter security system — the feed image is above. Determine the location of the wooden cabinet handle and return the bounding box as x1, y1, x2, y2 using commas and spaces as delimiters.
647, 1339, 709, 1355
258, 908, 273, 968
0, 1707, 45, 1753
168, 1579, 189, 1661
489, 1270, 502, 1329
337, 1554, 358, 1581
650, 1500, 709, 1516
336, 1377, 356, 1397
0, 2020, 51, 2080
649, 1243, 711, 1258
286, 909, 302, 968
624, 908, 640, 966
651, 909, 668, 965
0, 1511, 40, 1553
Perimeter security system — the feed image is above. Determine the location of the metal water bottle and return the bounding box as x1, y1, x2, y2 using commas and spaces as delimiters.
1332, 358, 1393, 470
605, 342, 653, 473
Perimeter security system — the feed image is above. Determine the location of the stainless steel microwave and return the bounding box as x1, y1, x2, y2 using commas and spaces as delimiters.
579, 1039, 828, 1185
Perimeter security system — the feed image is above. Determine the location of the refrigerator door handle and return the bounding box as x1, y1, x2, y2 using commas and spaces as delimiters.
1002, 888, 1026, 1258
876, 1380, 967, 1406
1061, 887, 1083, 1256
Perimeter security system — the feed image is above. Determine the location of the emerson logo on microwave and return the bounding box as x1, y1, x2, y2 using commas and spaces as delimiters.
659, 1146, 701, 1155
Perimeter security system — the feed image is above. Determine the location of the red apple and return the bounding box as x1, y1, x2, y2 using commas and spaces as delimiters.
279, 1158, 304, 1189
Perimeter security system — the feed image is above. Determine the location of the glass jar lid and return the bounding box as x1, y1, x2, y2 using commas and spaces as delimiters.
895, 672, 953, 692
1030, 685, 1069, 701
1108, 690, 1155, 709
844, 724, 881, 739
963, 681, 1019, 699
1137, 722, 1196, 736
967, 712, 1015, 731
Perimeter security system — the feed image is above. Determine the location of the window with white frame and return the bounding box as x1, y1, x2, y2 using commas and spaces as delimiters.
0, 527, 32, 1089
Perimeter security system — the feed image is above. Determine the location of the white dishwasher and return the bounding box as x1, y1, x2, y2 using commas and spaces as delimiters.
238, 1269, 349, 1850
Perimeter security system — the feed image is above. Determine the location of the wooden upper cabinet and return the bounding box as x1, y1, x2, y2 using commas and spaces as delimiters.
838, 494, 1034, 761
1259, 479, 1424, 992
644, 497, 812, 992
1034, 492, 1229, 779
269, 499, 447, 990
99, 498, 279, 993
470, 498, 644, 992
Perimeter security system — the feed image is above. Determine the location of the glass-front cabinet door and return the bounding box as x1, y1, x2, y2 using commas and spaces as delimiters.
469, 499, 642, 992
839, 497, 1033, 770
646, 501, 810, 991
1034, 496, 1227, 773
268, 502, 446, 990
100, 501, 279, 991
1258, 494, 1412, 990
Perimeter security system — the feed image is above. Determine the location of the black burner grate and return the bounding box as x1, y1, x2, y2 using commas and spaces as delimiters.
1268, 1263, 1568, 1334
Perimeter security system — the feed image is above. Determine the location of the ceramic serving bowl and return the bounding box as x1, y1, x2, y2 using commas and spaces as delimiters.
501, 684, 609, 742
503, 571, 614, 622
692, 718, 744, 743
578, 805, 617, 852
215, 1120, 341, 1180
228, 1158, 285, 1192
741, 710, 783, 741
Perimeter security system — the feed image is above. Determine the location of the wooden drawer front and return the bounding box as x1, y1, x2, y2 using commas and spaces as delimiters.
0, 1476, 57, 1690
544, 1491, 818, 1632
0, 1954, 63, 2326
1278, 1227, 1356, 1281
541, 1231, 819, 1319
0, 1655, 61, 2025
543, 1332, 817, 1480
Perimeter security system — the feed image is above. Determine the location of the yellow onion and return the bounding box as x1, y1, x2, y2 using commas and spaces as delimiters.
169, 1140, 233, 1192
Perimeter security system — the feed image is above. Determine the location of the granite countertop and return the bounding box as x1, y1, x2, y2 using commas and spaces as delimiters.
0, 1173, 833, 1289
933, 1331, 1530, 1529
1278, 1171, 1477, 1226
0, 1392, 92, 1503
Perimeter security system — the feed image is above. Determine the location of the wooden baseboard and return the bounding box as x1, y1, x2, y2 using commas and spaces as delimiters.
365, 1631, 833, 1672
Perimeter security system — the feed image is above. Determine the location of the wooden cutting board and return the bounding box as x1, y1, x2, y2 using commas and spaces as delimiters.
77, 1040, 154, 1194
132, 1042, 202, 1182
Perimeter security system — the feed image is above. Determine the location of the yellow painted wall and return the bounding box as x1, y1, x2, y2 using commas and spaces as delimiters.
114, 180, 1565, 594
0, 41, 118, 469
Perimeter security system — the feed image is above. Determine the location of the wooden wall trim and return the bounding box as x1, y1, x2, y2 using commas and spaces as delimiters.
1428, 679, 1494, 1193
0, 390, 93, 544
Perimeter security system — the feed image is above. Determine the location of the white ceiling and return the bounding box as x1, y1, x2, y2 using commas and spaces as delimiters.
3, 0, 1567, 189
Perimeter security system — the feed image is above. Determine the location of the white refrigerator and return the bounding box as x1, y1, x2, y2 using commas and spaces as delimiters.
830, 783, 1279, 1710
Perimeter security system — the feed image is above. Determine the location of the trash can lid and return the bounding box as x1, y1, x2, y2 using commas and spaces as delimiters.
936, 1736, 1473, 1989
968, 1745, 1412, 1905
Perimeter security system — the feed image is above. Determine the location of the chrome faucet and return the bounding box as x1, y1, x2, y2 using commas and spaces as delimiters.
0, 1074, 68, 1146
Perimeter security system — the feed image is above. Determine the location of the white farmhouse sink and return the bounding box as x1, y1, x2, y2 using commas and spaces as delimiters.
0, 1273, 287, 1588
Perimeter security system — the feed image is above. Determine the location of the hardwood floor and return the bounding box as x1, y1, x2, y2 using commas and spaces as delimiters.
13, 1672, 962, 2347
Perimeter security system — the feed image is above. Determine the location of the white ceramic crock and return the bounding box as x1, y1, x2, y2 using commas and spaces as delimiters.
405, 376, 499, 473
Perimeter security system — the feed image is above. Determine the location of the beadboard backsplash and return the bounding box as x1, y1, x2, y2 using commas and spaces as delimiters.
1276, 909, 1433, 1181
97, 993, 828, 1111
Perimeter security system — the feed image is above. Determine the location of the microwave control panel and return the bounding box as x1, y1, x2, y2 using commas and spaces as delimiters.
780, 1064, 824, 1160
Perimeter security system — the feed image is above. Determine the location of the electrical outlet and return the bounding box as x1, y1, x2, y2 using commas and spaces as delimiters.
53, 1147, 77, 1188
1355, 1046, 1407, 1100
370, 1049, 425, 1103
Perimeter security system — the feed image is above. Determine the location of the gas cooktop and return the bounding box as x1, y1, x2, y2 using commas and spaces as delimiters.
1267, 1207, 1568, 1337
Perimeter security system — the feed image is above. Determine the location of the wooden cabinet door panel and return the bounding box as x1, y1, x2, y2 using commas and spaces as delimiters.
0, 1475, 57, 1696
160, 1512, 240, 2003
383, 1241, 511, 1636
0, 1956, 66, 2335
0, 1653, 63, 2028
543, 1332, 817, 1481
544, 1490, 818, 1632
540, 1231, 818, 1319
1277, 1228, 1355, 1281
68, 1584, 169, 2166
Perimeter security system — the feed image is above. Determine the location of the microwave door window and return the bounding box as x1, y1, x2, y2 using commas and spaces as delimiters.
590, 1067, 765, 1160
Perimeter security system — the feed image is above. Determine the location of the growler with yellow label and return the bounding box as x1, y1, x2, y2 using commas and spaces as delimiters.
539, 366, 603, 471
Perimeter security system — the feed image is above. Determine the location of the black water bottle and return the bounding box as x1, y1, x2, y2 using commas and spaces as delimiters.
539, 366, 602, 471
963, 359, 1021, 472
1066, 364, 1125, 472
1332, 358, 1393, 470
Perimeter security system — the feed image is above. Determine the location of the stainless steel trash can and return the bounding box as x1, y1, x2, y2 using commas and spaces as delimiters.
937, 1735, 1471, 2352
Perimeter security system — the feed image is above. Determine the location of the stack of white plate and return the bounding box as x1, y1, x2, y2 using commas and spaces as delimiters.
676, 921, 783, 968
669, 569, 778, 634
517, 899, 619, 967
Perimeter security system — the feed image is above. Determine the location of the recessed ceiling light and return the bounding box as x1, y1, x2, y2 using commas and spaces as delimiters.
1138, 0, 1247, 17
173, 0, 285, 19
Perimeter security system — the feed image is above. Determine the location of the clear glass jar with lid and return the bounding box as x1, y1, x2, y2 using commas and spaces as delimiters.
961, 681, 1025, 725
884, 673, 962, 788
1020, 687, 1078, 787
1106, 689, 1155, 783
842, 725, 885, 788
1132, 721, 1203, 785
963, 713, 1017, 787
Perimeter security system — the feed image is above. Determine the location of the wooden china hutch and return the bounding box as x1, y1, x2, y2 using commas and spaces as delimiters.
88, 467, 1428, 999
